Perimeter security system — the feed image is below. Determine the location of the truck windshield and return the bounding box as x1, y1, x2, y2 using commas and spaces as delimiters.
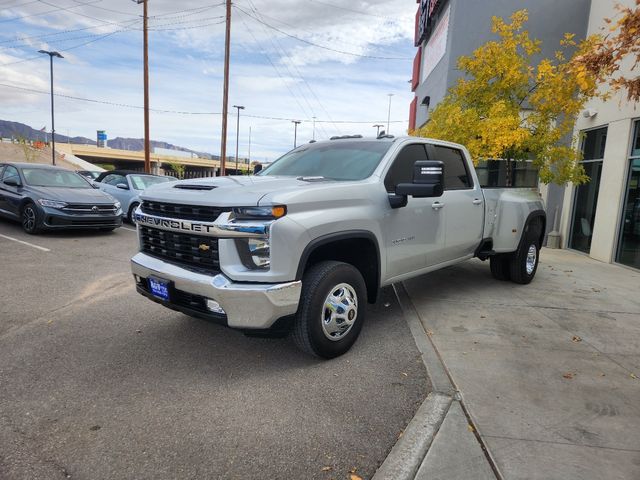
260, 141, 392, 181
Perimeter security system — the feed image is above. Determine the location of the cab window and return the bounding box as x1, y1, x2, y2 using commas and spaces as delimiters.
384, 144, 428, 192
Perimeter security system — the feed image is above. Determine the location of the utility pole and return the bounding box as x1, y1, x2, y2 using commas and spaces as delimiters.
312, 116, 316, 141
38, 50, 63, 166
386, 93, 394, 134
220, 0, 232, 176
233, 105, 244, 174
134, 0, 151, 173
373, 124, 383, 136
292, 120, 301, 148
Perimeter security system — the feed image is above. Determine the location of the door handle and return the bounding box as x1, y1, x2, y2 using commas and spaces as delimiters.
472, 198, 483, 205
431, 202, 445, 210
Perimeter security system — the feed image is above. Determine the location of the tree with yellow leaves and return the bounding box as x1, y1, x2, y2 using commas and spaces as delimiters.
414, 10, 601, 185
572, 0, 640, 102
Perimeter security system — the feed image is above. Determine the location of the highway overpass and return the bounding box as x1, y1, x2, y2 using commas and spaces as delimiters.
56, 144, 251, 177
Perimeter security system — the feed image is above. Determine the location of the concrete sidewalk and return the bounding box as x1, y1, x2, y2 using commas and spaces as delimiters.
403, 249, 640, 479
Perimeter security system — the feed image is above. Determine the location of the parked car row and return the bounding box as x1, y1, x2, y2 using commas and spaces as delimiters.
0, 162, 176, 234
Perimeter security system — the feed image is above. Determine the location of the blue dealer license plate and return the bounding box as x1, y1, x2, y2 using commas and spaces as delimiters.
149, 277, 170, 301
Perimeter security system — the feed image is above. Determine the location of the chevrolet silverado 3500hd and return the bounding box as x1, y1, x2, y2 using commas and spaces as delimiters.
131, 136, 545, 358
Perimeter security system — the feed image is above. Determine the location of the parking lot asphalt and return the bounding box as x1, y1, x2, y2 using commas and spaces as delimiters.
0, 221, 430, 480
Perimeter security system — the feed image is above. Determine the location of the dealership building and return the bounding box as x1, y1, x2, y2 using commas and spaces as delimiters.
410, 0, 640, 271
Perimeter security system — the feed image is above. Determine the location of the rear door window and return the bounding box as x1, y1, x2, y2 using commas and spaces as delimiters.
427, 145, 472, 190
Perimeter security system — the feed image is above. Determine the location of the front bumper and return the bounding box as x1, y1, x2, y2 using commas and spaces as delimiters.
131, 252, 302, 329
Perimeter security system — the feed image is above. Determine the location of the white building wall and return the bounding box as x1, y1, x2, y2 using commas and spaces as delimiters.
560, 0, 639, 265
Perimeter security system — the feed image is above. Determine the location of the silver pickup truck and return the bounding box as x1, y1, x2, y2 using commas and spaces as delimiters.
131, 136, 545, 358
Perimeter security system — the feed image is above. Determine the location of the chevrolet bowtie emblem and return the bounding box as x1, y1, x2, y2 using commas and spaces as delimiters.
199, 243, 210, 251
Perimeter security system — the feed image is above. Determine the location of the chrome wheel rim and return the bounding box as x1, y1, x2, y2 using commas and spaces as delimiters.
526, 244, 537, 275
22, 207, 36, 231
321, 283, 358, 341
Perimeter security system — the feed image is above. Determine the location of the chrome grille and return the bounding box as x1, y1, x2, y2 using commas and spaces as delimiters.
62, 203, 118, 214
140, 201, 229, 222
139, 225, 220, 274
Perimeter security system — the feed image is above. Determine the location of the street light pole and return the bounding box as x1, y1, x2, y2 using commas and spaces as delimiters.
373, 124, 384, 136
38, 50, 63, 166
386, 93, 394, 134
292, 120, 301, 148
133, 0, 151, 174
233, 105, 244, 174
312, 116, 316, 141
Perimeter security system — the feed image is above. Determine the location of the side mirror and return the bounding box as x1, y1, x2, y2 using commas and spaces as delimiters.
116, 183, 129, 190
4, 177, 21, 187
389, 160, 444, 209
253, 164, 263, 174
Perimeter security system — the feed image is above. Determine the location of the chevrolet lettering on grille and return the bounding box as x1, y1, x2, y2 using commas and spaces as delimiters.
134, 211, 270, 238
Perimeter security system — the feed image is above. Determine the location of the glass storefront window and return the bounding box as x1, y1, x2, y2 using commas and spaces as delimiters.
632, 121, 640, 157
569, 127, 607, 253
616, 121, 640, 269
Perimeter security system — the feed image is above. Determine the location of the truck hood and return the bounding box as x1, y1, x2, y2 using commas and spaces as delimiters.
139, 175, 354, 207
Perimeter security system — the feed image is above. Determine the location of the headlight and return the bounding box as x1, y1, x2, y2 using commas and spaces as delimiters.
114, 201, 121, 210
38, 199, 67, 209
236, 237, 270, 270
232, 205, 286, 220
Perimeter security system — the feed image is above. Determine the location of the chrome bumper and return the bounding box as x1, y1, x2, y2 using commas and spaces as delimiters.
131, 253, 302, 329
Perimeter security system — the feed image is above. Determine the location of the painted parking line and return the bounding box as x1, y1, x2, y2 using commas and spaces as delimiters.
120, 226, 137, 232
0, 234, 50, 252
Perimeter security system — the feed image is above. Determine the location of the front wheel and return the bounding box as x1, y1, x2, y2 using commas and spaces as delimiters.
21, 202, 41, 234
292, 261, 366, 359
509, 236, 540, 284
127, 202, 140, 223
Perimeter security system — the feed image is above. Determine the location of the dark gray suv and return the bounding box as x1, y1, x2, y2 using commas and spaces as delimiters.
0, 162, 123, 234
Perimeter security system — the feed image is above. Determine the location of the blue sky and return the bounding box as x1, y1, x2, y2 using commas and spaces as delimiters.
0, 0, 417, 161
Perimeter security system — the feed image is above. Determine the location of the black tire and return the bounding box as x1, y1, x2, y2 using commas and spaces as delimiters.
127, 202, 140, 223
292, 261, 367, 359
21, 202, 41, 234
490, 254, 512, 281
509, 233, 540, 284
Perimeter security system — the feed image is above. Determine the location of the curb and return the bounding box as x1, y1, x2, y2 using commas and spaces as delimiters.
372, 283, 501, 480
372, 393, 452, 480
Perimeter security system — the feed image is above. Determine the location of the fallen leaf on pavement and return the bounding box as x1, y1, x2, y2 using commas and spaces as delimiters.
563, 372, 575, 379
350, 475, 363, 480
631, 373, 638, 379
426, 330, 434, 336
572, 336, 582, 342
401, 372, 408, 377
321, 466, 332, 472
349, 467, 358, 473
467, 424, 475, 432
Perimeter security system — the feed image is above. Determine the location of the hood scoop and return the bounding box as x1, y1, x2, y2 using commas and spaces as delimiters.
297, 176, 328, 182
173, 184, 217, 191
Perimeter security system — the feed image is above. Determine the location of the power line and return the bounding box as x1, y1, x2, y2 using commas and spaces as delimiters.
0, 82, 408, 123
0, 21, 140, 50
241, 0, 330, 137
242, 0, 340, 136
234, 4, 410, 60
0, 17, 139, 45
0, 23, 136, 66
0, 0, 104, 24
307, 0, 396, 19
